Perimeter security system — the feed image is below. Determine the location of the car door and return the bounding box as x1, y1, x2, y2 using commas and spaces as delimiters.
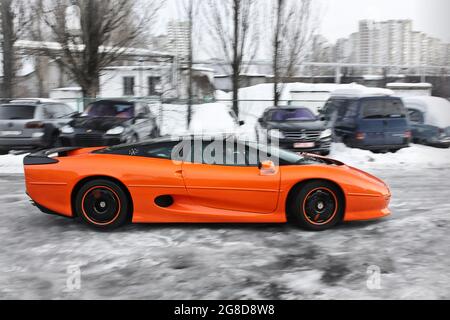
133, 102, 151, 140
381, 98, 409, 145
358, 99, 388, 146
181, 139, 280, 214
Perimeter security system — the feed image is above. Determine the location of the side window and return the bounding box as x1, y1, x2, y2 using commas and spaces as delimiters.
104, 142, 179, 159
344, 101, 359, 118
408, 109, 424, 124
188, 140, 250, 167
42, 106, 55, 119
144, 142, 178, 160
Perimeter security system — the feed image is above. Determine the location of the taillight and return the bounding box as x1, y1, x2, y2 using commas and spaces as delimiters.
404, 131, 412, 139
355, 132, 366, 140
25, 121, 45, 129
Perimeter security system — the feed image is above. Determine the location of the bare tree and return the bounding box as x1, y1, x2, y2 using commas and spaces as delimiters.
271, 0, 315, 106
37, 0, 164, 98
0, 0, 28, 98
205, 0, 260, 117
178, 0, 201, 127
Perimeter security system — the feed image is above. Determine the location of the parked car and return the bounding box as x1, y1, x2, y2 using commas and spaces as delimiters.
60, 99, 159, 147
24, 136, 391, 231
0, 99, 75, 154
321, 92, 411, 153
403, 96, 450, 148
255, 106, 332, 156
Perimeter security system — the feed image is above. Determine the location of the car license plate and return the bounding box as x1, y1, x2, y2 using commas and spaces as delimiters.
0, 131, 22, 136
294, 142, 315, 148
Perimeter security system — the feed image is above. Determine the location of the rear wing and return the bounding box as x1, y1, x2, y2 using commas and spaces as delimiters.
24, 147, 82, 165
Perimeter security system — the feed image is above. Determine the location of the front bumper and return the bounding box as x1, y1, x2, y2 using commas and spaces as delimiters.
275, 138, 332, 154
60, 133, 124, 147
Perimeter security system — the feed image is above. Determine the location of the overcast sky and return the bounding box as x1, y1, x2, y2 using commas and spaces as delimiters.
160, 0, 450, 43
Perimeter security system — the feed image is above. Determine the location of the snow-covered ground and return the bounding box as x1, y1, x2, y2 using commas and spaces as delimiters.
0, 166, 450, 299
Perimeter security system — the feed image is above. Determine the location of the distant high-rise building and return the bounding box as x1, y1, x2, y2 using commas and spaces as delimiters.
167, 20, 190, 59
324, 19, 450, 74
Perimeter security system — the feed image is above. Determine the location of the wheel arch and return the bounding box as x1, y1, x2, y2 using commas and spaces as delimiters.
285, 178, 346, 221
71, 175, 134, 220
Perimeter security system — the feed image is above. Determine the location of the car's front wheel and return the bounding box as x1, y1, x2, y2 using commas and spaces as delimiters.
75, 179, 130, 230
288, 181, 344, 231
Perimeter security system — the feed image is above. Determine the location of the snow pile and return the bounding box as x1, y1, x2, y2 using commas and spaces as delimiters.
158, 103, 238, 136
330, 143, 450, 170
190, 103, 237, 135
0, 154, 25, 174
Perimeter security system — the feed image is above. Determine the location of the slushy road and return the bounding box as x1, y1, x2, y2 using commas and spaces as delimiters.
0, 168, 449, 299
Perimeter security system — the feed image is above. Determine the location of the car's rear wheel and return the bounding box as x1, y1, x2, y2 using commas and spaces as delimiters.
289, 181, 344, 231
75, 179, 130, 230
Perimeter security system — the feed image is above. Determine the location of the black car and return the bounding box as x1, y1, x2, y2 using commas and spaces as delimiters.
60, 99, 159, 147
255, 106, 332, 156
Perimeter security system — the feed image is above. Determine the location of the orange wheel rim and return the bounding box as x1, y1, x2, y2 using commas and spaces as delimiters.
81, 186, 121, 226
302, 187, 338, 226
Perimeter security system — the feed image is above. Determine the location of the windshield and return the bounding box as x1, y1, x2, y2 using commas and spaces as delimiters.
84, 102, 134, 118
269, 108, 316, 122
362, 99, 406, 119
0, 105, 36, 120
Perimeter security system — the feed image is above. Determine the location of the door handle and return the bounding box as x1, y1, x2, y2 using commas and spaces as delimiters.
174, 170, 184, 178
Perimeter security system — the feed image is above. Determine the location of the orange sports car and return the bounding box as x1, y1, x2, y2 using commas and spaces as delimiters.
23, 136, 391, 231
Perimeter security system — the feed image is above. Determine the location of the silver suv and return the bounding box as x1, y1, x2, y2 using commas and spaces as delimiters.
0, 99, 75, 154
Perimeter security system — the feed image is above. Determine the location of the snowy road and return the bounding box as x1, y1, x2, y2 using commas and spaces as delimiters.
0, 165, 450, 300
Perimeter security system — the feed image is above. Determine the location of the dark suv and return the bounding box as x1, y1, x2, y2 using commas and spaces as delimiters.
321, 96, 411, 152
59, 99, 159, 147
255, 106, 332, 156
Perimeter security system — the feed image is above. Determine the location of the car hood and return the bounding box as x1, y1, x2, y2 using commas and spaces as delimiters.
70, 117, 130, 131
267, 120, 327, 131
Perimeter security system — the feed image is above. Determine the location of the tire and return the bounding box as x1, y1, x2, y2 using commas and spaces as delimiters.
389, 149, 400, 153
288, 181, 344, 231
75, 179, 130, 230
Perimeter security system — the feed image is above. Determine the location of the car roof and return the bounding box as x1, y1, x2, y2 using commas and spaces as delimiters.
1, 103, 40, 107
8, 98, 62, 104
90, 99, 135, 105
267, 106, 311, 110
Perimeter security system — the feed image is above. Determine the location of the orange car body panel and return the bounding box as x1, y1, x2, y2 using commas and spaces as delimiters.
24, 149, 391, 224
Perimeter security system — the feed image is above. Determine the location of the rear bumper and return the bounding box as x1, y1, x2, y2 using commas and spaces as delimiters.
0, 137, 46, 150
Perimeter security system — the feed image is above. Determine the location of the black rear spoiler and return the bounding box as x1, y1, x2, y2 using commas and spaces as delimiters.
24, 147, 81, 166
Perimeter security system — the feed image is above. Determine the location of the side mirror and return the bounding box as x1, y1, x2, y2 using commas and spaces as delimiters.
258, 118, 263, 124
258, 160, 277, 176
136, 113, 147, 119
239, 120, 245, 126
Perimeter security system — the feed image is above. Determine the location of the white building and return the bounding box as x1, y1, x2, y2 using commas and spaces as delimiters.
167, 20, 190, 59
99, 65, 169, 98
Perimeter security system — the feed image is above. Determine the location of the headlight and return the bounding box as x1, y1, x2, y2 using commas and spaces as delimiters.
320, 129, 332, 139
106, 126, 125, 135
268, 129, 285, 139
61, 125, 74, 134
